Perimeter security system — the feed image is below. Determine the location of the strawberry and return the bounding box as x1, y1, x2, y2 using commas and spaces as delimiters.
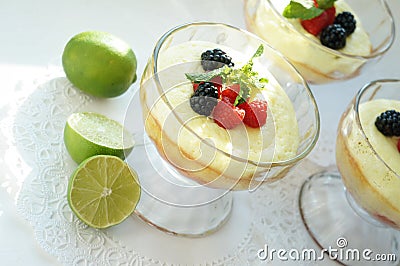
212, 100, 245, 129
221, 83, 241, 104
301, 11, 329, 36
325, 6, 336, 25
237, 99, 268, 128
300, 6, 336, 36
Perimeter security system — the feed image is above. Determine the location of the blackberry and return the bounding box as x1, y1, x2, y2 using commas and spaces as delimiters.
201, 48, 234, 71
375, 110, 400, 136
334, 12, 356, 36
320, 24, 347, 50
190, 82, 219, 116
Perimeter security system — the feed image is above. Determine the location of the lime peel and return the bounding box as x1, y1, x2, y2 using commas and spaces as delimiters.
62, 30, 137, 98
64, 112, 134, 164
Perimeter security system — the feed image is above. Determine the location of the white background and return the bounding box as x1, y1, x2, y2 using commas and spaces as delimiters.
0, 0, 399, 264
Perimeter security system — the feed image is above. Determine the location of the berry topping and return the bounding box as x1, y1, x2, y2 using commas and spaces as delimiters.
334, 11, 356, 36
221, 88, 238, 105
301, 11, 329, 36
186, 44, 269, 130
375, 110, 400, 137
201, 48, 234, 71
192, 82, 200, 91
325, 6, 336, 25
210, 76, 223, 95
301, 6, 336, 36
221, 84, 241, 104
397, 139, 400, 152
283, 1, 359, 50
320, 24, 346, 49
189, 82, 219, 116
237, 99, 268, 128
212, 101, 245, 129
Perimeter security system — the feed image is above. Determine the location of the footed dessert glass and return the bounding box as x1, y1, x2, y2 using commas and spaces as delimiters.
124, 22, 320, 237
300, 79, 400, 265
243, 0, 395, 84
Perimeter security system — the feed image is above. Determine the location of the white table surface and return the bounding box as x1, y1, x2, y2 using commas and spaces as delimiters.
0, 0, 399, 265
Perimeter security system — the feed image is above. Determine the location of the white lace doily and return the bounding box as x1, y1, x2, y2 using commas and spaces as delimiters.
1, 69, 337, 265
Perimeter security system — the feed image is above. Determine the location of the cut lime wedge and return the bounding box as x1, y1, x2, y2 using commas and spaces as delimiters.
64, 112, 134, 164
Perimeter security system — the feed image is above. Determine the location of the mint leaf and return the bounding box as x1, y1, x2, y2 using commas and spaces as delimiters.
283, 1, 323, 20
316, 0, 337, 9
185, 65, 231, 83
233, 83, 250, 106
232, 44, 269, 105
251, 44, 264, 59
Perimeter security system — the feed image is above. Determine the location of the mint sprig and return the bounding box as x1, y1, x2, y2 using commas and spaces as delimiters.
185, 44, 269, 106
230, 44, 267, 105
283, 0, 337, 20
185, 65, 232, 83
317, 0, 337, 9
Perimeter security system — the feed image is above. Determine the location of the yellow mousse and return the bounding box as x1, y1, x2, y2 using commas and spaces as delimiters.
141, 41, 300, 190
248, 0, 372, 83
337, 99, 400, 228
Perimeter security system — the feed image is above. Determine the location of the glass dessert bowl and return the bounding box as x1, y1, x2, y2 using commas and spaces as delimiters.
125, 22, 320, 237
243, 0, 395, 84
300, 79, 400, 265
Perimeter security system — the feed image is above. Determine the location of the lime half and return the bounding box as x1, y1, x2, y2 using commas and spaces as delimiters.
64, 112, 134, 164
67, 155, 141, 229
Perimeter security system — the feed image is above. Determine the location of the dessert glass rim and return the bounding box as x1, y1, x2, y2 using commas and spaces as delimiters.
149, 21, 320, 168
265, 0, 396, 60
354, 78, 400, 179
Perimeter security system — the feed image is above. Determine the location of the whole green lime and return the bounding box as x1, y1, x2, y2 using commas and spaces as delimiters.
62, 31, 137, 98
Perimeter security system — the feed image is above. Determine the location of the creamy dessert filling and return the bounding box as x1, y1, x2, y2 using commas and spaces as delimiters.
141, 41, 301, 189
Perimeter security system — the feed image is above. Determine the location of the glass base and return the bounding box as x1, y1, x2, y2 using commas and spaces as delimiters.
299, 171, 400, 265
126, 134, 232, 237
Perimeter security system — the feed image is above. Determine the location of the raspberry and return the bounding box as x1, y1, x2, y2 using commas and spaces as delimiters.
221, 84, 241, 104
221, 89, 238, 104
375, 110, 400, 136
237, 99, 268, 128
397, 139, 400, 152
201, 48, 234, 71
334, 11, 356, 36
212, 101, 245, 129
190, 82, 219, 116
192, 82, 200, 91
210, 76, 223, 95
320, 24, 346, 49
300, 6, 336, 36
